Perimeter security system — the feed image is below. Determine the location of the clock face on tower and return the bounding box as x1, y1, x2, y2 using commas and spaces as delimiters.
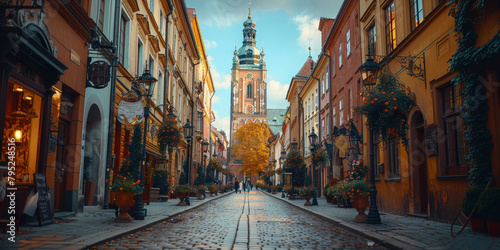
246, 73, 253, 79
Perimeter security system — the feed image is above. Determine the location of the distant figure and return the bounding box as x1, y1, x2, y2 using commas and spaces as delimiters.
249, 182, 253, 190
246, 182, 250, 193
242, 182, 247, 193
239, 181, 243, 193
234, 180, 239, 193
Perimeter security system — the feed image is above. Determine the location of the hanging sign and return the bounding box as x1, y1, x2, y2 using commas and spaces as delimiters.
117, 90, 144, 126
334, 135, 349, 158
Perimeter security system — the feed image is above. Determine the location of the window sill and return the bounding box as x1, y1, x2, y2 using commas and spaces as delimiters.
385, 177, 401, 182
436, 175, 468, 180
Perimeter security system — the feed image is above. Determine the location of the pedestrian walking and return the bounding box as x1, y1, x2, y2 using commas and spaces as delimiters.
234, 180, 239, 193
249, 182, 253, 190
243, 182, 247, 193
246, 182, 250, 192
239, 181, 243, 193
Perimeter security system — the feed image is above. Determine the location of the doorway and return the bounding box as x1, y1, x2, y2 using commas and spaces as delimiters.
83, 104, 102, 206
54, 120, 69, 211
410, 111, 428, 214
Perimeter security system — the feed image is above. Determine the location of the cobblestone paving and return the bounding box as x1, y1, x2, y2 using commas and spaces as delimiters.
92, 191, 385, 249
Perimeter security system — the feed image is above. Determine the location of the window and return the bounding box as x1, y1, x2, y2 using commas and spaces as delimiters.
373, 134, 381, 179
98, 0, 106, 30
173, 28, 178, 61
346, 29, 351, 57
322, 118, 325, 139
246, 83, 252, 98
388, 138, 400, 177
333, 105, 337, 128
137, 39, 144, 76
338, 44, 342, 68
172, 79, 176, 105
442, 83, 469, 175
119, 14, 128, 66
410, 0, 423, 31
158, 71, 163, 106
321, 73, 325, 95
178, 91, 182, 118
149, 0, 154, 12
332, 56, 336, 76
339, 99, 343, 126
327, 112, 330, 138
149, 54, 154, 76
160, 10, 164, 37
385, 1, 397, 53
368, 25, 376, 55
326, 68, 329, 91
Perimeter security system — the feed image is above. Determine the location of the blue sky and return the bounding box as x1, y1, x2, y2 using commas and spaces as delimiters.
186, 0, 342, 139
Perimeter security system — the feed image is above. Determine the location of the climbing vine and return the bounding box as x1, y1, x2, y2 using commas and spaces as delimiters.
448, 0, 500, 187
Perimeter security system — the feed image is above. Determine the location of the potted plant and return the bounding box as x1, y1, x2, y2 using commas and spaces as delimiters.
195, 185, 206, 200
477, 188, 500, 237
299, 186, 317, 206
350, 180, 370, 223
174, 184, 192, 206
461, 187, 485, 232
110, 175, 143, 222
208, 184, 216, 197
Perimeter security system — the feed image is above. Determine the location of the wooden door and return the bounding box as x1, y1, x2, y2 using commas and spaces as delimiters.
54, 120, 68, 211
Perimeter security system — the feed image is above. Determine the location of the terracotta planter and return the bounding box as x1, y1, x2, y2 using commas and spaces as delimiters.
114, 192, 136, 223
487, 221, 500, 237
176, 192, 189, 206
470, 217, 486, 232
302, 194, 314, 206
331, 197, 338, 205
352, 196, 369, 223
326, 197, 332, 203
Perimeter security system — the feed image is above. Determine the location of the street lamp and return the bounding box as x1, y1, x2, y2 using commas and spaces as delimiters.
272, 158, 277, 186
359, 57, 381, 224
280, 149, 286, 198
308, 129, 318, 205
134, 65, 157, 220
291, 138, 298, 151
202, 139, 209, 184
183, 119, 194, 186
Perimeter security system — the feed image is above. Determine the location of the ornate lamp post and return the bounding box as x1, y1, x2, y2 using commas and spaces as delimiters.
134, 65, 157, 220
359, 57, 381, 224
308, 129, 318, 206
280, 149, 286, 198
202, 139, 209, 184
183, 120, 194, 186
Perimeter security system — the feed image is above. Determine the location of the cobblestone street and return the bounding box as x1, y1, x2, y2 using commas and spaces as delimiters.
92, 191, 384, 249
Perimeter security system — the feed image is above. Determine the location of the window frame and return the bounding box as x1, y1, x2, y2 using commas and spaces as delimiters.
409, 0, 423, 31
388, 138, 400, 178
385, 1, 397, 54
367, 24, 376, 56
346, 29, 351, 57
246, 83, 252, 98
338, 43, 343, 68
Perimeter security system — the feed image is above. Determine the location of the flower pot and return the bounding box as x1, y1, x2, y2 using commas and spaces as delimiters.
114, 192, 136, 223
301, 194, 314, 206
176, 193, 188, 206
331, 197, 338, 205
487, 221, 500, 237
470, 217, 486, 232
352, 196, 369, 223
326, 197, 332, 203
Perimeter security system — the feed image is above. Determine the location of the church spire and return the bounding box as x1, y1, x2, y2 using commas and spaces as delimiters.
248, 0, 252, 18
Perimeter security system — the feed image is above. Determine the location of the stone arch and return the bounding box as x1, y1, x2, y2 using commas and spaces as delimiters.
83, 104, 103, 206
408, 106, 429, 214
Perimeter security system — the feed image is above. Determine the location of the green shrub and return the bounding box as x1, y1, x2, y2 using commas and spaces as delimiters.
461, 187, 483, 217
477, 188, 500, 222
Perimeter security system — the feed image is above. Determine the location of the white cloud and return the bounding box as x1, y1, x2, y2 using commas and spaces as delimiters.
212, 95, 220, 104
267, 80, 289, 109
207, 56, 231, 89
293, 14, 321, 55
204, 39, 217, 49
188, 0, 341, 28
213, 116, 231, 141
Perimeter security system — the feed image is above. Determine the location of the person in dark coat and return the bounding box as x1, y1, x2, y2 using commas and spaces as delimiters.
234, 180, 239, 193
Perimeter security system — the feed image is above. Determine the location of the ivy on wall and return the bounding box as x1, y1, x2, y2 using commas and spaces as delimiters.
448, 0, 500, 187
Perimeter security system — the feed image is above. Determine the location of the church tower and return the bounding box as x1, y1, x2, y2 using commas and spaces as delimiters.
230, 7, 267, 146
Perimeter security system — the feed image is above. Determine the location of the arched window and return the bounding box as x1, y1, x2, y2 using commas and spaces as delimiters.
247, 83, 252, 98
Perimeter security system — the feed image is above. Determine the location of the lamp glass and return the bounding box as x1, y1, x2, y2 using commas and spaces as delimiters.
183, 119, 193, 138
14, 130, 22, 142
202, 140, 209, 152
280, 150, 286, 160
308, 129, 317, 147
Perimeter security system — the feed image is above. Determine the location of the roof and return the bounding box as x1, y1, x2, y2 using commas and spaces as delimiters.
267, 109, 287, 135
296, 56, 316, 77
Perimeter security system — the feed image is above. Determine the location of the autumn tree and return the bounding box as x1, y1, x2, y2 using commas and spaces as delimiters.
232, 122, 271, 176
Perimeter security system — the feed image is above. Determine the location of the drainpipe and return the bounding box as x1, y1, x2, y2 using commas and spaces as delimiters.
190, 60, 200, 186
164, 2, 173, 121
322, 49, 332, 179
103, 0, 121, 209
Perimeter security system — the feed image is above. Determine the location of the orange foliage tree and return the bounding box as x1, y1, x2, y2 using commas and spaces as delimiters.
232, 122, 270, 176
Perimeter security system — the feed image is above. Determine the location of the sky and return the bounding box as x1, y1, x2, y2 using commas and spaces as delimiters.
186, 0, 342, 140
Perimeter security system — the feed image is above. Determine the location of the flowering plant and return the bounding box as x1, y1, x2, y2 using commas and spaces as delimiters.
332, 180, 369, 199
157, 117, 184, 151
110, 175, 143, 194
208, 184, 216, 193
195, 185, 206, 193
283, 150, 303, 170
354, 71, 415, 147
174, 184, 193, 195
299, 186, 317, 196
207, 159, 222, 171
313, 148, 329, 167
346, 160, 366, 181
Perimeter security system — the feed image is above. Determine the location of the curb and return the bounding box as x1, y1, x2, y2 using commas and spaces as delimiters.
81, 191, 234, 249
261, 190, 422, 250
